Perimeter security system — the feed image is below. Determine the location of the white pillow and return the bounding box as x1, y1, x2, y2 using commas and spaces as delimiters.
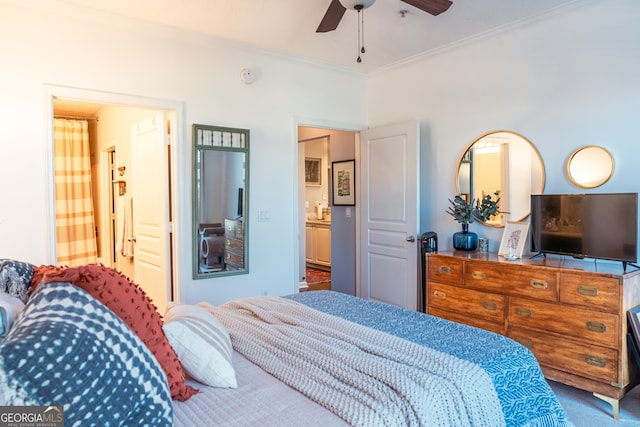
0, 292, 25, 337
163, 302, 237, 388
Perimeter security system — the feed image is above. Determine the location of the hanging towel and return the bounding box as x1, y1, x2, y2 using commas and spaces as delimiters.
122, 196, 134, 258
115, 195, 126, 255
116, 195, 134, 258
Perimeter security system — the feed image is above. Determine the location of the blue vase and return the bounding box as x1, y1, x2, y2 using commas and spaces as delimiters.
453, 223, 478, 251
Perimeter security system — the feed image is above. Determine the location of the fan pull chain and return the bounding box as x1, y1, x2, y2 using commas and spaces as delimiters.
361, 8, 366, 55
355, 5, 365, 63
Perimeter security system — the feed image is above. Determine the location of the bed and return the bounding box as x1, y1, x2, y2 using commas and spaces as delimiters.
173, 291, 573, 426
0, 261, 573, 426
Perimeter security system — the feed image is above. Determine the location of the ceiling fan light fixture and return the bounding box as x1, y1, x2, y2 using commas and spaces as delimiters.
338, 0, 376, 11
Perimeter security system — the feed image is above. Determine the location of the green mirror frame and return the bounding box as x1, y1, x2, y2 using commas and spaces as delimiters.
192, 124, 249, 279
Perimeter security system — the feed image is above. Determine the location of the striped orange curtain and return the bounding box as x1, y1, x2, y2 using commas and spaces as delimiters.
53, 118, 98, 266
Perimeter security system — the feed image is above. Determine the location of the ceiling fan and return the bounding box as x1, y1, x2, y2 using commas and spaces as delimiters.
316, 0, 453, 33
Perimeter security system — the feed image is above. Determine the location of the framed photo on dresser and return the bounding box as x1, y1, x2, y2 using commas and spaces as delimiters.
498, 221, 529, 259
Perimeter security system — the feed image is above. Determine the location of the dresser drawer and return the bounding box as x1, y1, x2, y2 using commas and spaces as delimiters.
508, 327, 618, 383
508, 297, 619, 348
429, 282, 505, 324
225, 236, 244, 252
427, 256, 463, 286
429, 307, 505, 335
560, 273, 619, 313
224, 219, 243, 238
225, 249, 244, 267
465, 261, 558, 301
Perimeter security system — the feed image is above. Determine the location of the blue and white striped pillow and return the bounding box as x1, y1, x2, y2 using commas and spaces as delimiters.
0, 282, 173, 426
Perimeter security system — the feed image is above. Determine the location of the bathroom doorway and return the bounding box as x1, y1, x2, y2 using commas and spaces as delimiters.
48, 88, 179, 315
297, 125, 356, 294
301, 135, 331, 290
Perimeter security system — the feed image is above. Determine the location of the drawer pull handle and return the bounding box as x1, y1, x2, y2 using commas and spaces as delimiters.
515, 307, 532, 318
585, 355, 607, 368
586, 321, 607, 333
515, 338, 532, 348
472, 271, 486, 280
482, 301, 497, 311
529, 279, 548, 289
578, 285, 598, 297
438, 266, 451, 274
433, 290, 446, 299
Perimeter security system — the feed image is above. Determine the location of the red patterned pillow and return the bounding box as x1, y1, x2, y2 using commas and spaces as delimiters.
30, 265, 64, 290
32, 264, 198, 401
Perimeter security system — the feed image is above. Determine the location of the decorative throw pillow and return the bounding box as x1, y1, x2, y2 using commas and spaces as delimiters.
30, 265, 64, 290
0, 293, 24, 337
0, 282, 173, 426
33, 264, 198, 401
163, 302, 237, 388
0, 259, 35, 303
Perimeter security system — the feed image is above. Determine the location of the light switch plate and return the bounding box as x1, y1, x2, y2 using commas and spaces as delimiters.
258, 210, 271, 222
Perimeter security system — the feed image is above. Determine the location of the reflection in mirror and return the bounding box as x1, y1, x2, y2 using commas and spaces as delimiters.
193, 124, 249, 279
567, 145, 614, 188
456, 131, 545, 227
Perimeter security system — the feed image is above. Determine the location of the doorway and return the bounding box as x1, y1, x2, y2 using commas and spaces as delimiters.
47, 87, 180, 314
301, 135, 331, 291
297, 125, 356, 295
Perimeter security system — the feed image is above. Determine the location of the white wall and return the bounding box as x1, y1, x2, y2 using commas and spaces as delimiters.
0, 0, 367, 304
368, 0, 640, 254
4, 0, 638, 306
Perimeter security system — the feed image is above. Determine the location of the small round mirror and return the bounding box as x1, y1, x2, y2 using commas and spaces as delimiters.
567, 145, 614, 188
456, 131, 545, 227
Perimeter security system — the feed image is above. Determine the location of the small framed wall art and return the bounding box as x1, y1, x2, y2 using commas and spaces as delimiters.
305, 157, 321, 186
332, 160, 355, 206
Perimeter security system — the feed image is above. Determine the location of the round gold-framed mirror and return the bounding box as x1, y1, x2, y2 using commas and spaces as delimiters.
455, 130, 545, 227
567, 145, 614, 188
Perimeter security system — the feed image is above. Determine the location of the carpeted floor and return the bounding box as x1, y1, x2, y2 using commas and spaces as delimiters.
550, 380, 640, 426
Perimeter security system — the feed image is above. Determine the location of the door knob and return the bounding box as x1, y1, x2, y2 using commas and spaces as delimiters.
406, 236, 415, 242
128, 236, 137, 242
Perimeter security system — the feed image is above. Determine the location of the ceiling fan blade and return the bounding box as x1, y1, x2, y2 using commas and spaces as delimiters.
401, 0, 452, 16
316, 0, 347, 33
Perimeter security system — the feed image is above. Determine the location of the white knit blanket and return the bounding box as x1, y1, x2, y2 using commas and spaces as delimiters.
202, 296, 505, 427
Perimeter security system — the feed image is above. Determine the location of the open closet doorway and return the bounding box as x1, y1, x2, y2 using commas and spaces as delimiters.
297, 126, 356, 295
48, 88, 180, 315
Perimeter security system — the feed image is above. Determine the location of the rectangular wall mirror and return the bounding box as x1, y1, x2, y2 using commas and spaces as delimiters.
193, 124, 249, 279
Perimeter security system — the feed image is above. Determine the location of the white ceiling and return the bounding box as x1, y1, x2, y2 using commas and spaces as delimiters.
57, 0, 583, 73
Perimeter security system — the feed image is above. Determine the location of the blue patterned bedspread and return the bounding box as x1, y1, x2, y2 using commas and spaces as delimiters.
286, 291, 573, 427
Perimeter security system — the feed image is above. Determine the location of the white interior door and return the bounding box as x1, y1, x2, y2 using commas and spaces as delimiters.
359, 121, 419, 310
131, 113, 170, 314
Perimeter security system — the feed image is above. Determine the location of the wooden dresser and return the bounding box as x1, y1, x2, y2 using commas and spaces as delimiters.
224, 219, 244, 270
426, 250, 640, 419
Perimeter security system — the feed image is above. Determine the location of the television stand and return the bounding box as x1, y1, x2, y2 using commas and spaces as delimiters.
623, 261, 640, 272
530, 252, 546, 260
425, 250, 640, 420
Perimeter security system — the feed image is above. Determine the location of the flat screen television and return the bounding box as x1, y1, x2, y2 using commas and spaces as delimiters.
237, 187, 244, 219
530, 193, 638, 268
